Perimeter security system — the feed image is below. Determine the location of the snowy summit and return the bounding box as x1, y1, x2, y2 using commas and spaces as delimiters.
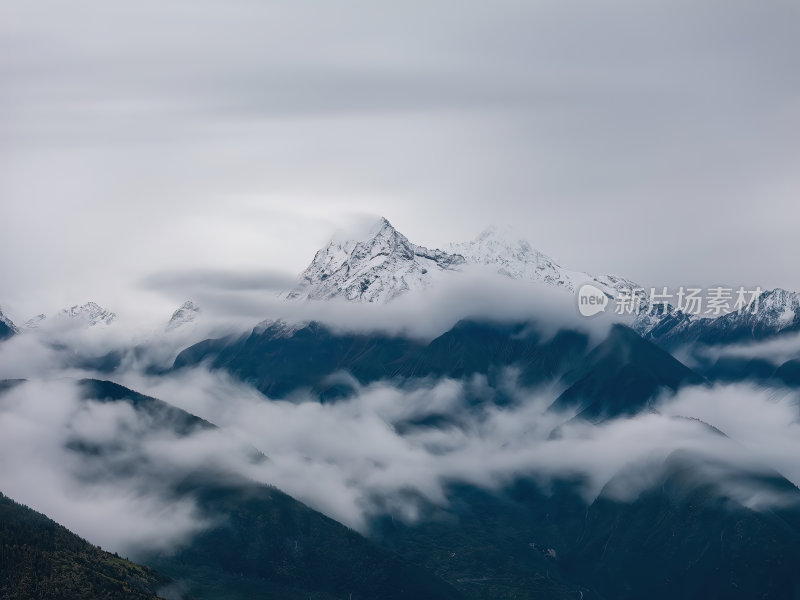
166, 300, 201, 331
286, 217, 464, 303
24, 302, 116, 329
288, 218, 640, 305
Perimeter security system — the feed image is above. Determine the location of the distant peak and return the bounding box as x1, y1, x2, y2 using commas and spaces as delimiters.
24, 302, 117, 328
24, 314, 46, 329
59, 302, 116, 326
166, 300, 201, 331
287, 217, 463, 303
447, 226, 577, 287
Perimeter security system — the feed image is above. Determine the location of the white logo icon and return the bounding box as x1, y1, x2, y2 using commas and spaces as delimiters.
577, 283, 608, 317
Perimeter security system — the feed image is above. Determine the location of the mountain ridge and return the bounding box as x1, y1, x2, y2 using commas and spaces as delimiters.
287, 217, 465, 303
285, 217, 800, 348
166, 300, 201, 331
24, 301, 117, 329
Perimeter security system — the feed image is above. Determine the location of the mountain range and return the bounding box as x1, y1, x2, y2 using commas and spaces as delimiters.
166, 300, 201, 331
3, 217, 800, 599
286, 217, 639, 303
283, 217, 800, 349
23, 301, 117, 329
3, 217, 798, 350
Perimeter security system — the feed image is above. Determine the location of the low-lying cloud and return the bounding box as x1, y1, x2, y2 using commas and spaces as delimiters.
3, 316, 799, 559
1, 266, 622, 385
140, 267, 298, 295
166, 264, 621, 341
688, 329, 800, 369
0, 380, 202, 553
121, 367, 800, 530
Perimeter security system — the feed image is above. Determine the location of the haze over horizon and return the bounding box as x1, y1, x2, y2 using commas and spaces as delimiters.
2, 0, 799, 319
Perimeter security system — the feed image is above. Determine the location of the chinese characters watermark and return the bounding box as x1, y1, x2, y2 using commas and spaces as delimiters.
577, 284, 762, 318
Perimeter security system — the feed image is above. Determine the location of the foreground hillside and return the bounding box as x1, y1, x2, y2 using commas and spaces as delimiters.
0, 492, 174, 600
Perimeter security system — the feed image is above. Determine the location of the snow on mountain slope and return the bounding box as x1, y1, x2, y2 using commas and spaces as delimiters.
760, 288, 800, 329
166, 300, 201, 331
449, 226, 681, 333
448, 225, 584, 291
282, 217, 799, 346
286, 217, 465, 303
0, 306, 18, 339
288, 219, 643, 306
23, 314, 47, 329
58, 302, 116, 326
0, 308, 17, 331
24, 302, 116, 329
449, 226, 642, 296
645, 288, 800, 346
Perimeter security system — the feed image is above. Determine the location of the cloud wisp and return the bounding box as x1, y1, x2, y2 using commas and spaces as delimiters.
121, 366, 800, 531
2, 314, 799, 557
0, 380, 220, 554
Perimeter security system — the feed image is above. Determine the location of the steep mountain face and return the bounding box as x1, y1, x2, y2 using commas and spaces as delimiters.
287, 218, 643, 305
287, 217, 465, 303
174, 321, 422, 398
166, 300, 200, 331
551, 324, 706, 421
285, 218, 800, 351
174, 319, 700, 420
0, 491, 175, 600
0, 307, 18, 341
175, 319, 571, 398
645, 288, 800, 348
23, 313, 47, 329
284, 219, 678, 344
448, 225, 585, 290
449, 226, 641, 297
25, 301, 117, 328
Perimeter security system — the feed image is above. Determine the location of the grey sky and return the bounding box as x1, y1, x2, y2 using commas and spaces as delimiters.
1, 0, 799, 321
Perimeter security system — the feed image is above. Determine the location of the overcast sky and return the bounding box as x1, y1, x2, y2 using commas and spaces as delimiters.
1, 0, 799, 321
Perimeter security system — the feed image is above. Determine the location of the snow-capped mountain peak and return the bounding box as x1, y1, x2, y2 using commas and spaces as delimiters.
25, 302, 116, 329
644, 287, 800, 346
287, 217, 465, 303
284, 219, 800, 347
59, 302, 116, 326
449, 225, 645, 299
286, 218, 647, 304
449, 226, 582, 290
166, 300, 201, 331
